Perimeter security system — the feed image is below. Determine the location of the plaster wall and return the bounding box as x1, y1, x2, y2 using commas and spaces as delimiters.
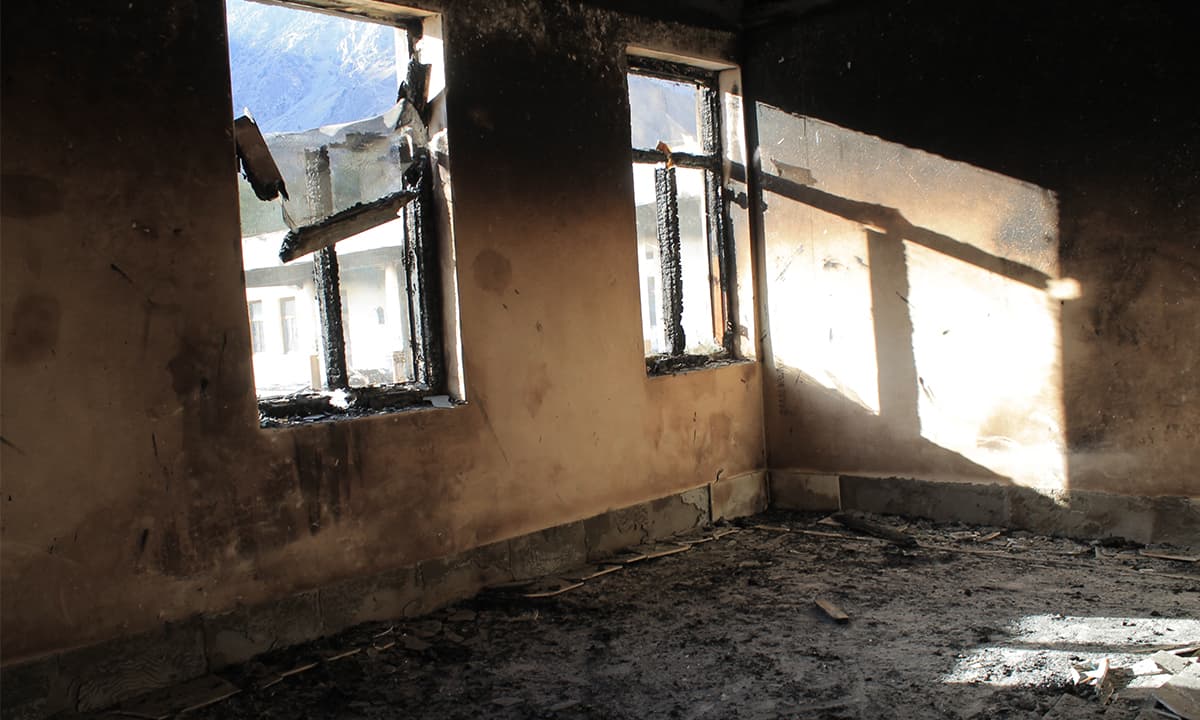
745, 0, 1199, 499
0, 0, 763, 664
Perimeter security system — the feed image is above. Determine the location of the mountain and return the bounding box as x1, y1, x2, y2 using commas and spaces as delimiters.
226, 0, 402, 134
225, 0, 699, 149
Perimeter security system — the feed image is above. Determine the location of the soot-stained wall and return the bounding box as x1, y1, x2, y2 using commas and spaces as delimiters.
0, 0, 763, 663
746, 0, 1198, 497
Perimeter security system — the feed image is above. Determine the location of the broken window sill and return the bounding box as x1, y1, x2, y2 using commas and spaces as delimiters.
258, 385, 458, 428
645, 352, 748, 377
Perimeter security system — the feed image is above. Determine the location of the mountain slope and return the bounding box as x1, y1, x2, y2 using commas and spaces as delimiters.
226, 0, 401, 133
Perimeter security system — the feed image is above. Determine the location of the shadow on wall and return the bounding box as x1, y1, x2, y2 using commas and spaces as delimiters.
743, 0, 1200, 500
756, 105, 1074, 492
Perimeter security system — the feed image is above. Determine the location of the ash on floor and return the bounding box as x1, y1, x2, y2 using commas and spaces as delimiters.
165, 512, 1200, 719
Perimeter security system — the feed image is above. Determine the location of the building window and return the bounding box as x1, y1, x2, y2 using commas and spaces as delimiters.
227, 0, 445, 424
248, 300, 265, 353
279, 297, 298, 354
646, 276, 658, 329
627, 57, 735, 374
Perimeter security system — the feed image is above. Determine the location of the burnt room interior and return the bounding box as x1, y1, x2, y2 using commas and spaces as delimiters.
1, 0, 1197, 718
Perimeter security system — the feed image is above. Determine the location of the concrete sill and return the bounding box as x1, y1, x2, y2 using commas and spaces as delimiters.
258, 386, 460, 428
646, 353, 752, 378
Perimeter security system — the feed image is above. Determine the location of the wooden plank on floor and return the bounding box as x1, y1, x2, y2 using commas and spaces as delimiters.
1141, 551, 1200, 563
752, 524, 791, 533
674, 530, 716, 545
521, 578, 584, 598
832, 512, 918, 548
814, 597, 850, 623
632, 543, 691, 560
608, 550, 649, 564
116, 674, 240, 719
561, 564, 623, 582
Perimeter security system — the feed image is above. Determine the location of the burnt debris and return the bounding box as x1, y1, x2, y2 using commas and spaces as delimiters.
233, 115, 288, 202
278, 190, 418, 263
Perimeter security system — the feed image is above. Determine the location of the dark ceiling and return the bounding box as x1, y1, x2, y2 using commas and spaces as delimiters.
582, 0, 842, 31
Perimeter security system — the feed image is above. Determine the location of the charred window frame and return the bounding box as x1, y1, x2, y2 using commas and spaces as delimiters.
255, 150, 443, 424
230, 11, 445, 426
628, 57, 736, 375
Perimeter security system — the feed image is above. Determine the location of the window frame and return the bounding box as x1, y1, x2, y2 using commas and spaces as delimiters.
227, 5, 447, 426
254, 150, 444, 425
626, 56, 737, 375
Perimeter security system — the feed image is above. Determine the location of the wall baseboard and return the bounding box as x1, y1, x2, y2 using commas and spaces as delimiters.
770, 469, 1199, 547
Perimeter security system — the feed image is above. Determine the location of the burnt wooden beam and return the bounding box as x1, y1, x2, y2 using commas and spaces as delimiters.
279, 189, 418, 263
832, 512, 919, 548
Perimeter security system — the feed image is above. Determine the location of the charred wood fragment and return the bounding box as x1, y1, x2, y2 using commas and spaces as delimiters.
398, 20, 432, 126
234, 115, 288, 201
832, 512, 919, 548
278, 190, 418, 263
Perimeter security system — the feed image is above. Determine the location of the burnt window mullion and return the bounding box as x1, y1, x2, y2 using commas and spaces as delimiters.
304, 145, 350, 390
655, 165, 685, 355
699, 82, 735, 351
403, 150, 443, 390
312, 247, 349, 390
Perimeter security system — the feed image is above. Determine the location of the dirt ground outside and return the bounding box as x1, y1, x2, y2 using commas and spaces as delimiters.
137, 511, 1199, 719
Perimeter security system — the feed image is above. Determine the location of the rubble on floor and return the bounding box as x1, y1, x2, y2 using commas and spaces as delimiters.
94, 511, 1197, 719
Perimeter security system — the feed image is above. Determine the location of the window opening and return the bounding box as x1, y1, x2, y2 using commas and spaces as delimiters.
646, 276, 658, 331
228, 0, 443, 424
627, 57, 735, 373
279, 296, 298, 354
248, 300, 266, 353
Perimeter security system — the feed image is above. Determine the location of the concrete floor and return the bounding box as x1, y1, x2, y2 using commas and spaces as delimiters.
135, 512, 1198, 719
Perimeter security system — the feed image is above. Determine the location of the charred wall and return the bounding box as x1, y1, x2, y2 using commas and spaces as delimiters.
0, 0, 763, 664
746, 0, 1199, 497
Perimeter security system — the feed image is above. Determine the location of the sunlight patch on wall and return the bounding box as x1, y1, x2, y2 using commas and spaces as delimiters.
907, 239, 1067, 489
757, 102, 1074, 486
761, 209, 881, 414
